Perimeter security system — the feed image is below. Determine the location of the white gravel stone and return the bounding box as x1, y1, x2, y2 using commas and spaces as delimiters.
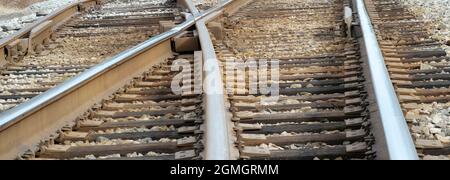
398, 0, 450, 43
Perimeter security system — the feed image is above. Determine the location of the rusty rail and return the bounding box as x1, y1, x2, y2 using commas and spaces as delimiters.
0, 0, 419, 160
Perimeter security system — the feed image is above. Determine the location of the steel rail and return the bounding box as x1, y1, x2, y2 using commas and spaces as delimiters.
0, 18, 194, 131
356, 0, 418, 160
0, 1, 234, 131
0, 0, 244, 160
0, 0, 97, 48
185, 0, 234, 160
0, 0, 421, 160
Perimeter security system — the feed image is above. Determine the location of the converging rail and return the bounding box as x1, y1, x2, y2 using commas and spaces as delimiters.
0, 0, 422, 160
0, 0, 183, 112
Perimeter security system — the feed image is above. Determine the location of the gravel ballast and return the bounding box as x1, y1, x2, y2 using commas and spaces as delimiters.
398, 0, 450, 52
0, 0, 76, 39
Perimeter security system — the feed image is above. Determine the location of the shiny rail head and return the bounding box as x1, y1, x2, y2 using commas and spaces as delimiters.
356, 0, 419, 160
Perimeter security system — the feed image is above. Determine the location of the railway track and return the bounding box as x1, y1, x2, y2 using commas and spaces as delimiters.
0, 0, 431, 160
365, 0, 450, 160
26, 53, 203, 160
193, 0, 218, 10
214, 0, 373, 160
0, 0, 182, 112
